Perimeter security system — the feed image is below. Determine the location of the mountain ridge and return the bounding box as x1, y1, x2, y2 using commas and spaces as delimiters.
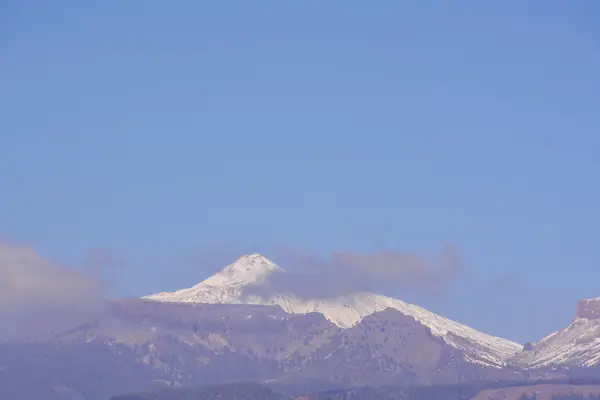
4, 254, 600, 399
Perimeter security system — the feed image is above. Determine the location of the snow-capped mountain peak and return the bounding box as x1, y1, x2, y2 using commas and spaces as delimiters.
143, 253, 523, 367
145, 253, 283, 305
202, 253, 282, 286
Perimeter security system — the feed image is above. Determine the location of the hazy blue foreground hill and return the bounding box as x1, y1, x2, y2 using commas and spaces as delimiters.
110, 380, 600, 400
111, 382, 287, 400
0, 341, 163, 400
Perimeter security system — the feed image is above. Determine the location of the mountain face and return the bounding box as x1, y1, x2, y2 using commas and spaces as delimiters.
49, 300, 522, 386
1, 299, 528, 400
144, 254, 522, 368
511, 298, 600, 369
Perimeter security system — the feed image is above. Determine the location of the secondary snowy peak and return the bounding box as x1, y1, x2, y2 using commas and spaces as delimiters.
143, 253, 523, 367
511, 317, 600, 368
511, 299, 600, 368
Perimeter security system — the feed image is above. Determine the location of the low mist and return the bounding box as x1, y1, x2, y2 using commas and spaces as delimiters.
0, 241, 110, 340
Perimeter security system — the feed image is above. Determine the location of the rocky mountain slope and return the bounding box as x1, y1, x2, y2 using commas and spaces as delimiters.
54, 299, 525, 385
143, 254, 522, 367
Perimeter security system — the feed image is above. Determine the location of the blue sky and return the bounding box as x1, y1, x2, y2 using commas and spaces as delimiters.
1, 2, 599, 343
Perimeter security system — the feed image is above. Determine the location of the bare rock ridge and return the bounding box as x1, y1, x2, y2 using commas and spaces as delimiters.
577, 298, 600, 320
143, 253, 522, 367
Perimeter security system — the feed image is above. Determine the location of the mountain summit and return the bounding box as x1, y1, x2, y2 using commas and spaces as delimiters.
143, 253, 522, 367
202, 253, 282, 286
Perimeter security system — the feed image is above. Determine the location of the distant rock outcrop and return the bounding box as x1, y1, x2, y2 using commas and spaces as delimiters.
577, 298, 600, 320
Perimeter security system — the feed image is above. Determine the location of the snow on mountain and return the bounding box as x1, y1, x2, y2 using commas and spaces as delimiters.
143, 253, 523, 367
